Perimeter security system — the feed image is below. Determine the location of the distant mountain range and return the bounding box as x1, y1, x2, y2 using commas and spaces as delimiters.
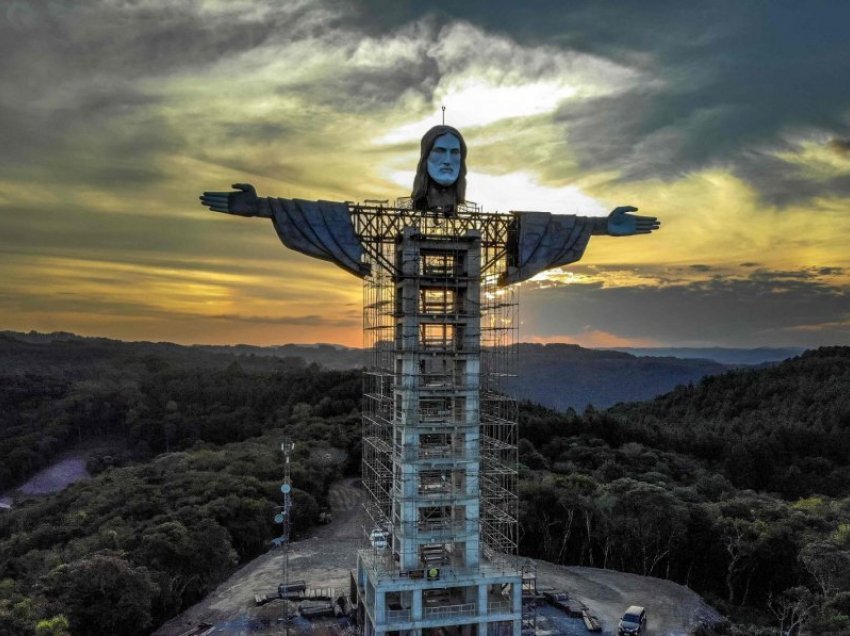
508, 343, 733, 410
198, 341, 365, 369
1, 331, 803, 410
605, 346, 805, 365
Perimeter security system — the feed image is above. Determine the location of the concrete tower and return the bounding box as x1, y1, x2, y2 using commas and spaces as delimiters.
358, 210, 522, 636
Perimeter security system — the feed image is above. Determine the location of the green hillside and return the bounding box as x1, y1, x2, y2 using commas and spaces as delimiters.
0, 358, 361, 635
516, 347, 850, 635
1, 340, 848, 635
610, 347, 850, 497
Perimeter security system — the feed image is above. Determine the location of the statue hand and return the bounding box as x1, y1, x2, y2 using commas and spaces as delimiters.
199, 183, 263, 217
607, 205, 660, 236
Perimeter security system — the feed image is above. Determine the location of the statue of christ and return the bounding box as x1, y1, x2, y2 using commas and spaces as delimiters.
200, 125, 659, 284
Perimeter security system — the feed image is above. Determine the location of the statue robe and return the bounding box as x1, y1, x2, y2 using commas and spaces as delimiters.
501, 212, 596, 285
267, 198, 369, 278
264, 198, 596, 285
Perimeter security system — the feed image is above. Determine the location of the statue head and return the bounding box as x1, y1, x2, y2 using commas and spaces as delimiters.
427, 132, 462, 186
411, 125, 467, 211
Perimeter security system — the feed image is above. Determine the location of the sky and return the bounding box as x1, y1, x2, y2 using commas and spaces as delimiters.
1, 0, 849, 349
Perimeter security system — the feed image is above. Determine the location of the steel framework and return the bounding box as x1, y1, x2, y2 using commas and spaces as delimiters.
356, 199, 521, 636
358, 200, 518, 570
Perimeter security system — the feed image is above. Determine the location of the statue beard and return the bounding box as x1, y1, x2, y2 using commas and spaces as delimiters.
412, 172, 465, 214
425, 180, 459, 212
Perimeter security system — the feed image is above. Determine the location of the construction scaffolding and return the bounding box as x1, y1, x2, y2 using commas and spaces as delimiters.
356, 200, 521, 636
359, 201, 518, 570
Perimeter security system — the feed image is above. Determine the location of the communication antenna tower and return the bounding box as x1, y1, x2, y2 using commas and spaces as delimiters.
441, 104, 446, 124
274, 439, 295, 630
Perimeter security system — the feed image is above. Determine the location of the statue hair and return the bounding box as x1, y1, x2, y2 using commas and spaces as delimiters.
411, 125, 467, 210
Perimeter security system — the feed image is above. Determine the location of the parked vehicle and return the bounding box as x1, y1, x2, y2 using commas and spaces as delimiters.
618, 605, 647, 635
369, 528, 388, 549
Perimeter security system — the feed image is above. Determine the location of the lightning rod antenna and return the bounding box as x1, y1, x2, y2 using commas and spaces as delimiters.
442, 105, 446, 125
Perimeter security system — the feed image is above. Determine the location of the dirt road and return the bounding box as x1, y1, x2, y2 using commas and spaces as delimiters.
154, 480, 722, 636
153, 479, 365, 636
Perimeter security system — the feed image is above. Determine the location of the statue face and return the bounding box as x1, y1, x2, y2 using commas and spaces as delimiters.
427, 133, 461, 186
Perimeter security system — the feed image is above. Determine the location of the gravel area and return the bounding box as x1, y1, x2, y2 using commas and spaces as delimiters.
155, 480, 723, 636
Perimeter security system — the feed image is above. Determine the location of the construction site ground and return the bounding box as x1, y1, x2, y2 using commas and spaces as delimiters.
153, 479, 723, 636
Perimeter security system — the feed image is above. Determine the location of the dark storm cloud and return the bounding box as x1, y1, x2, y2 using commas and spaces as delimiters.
733, 151, 850, 207
523, 268, 850, 347
0, 1, 325, 81
281, 58, 441, 114
0, 24, 178, 182
0, 0, 340, 180
347, 1, 850, 206
566, 2, 850, 205
6, 1, 848, 205
0, 105, 179, 188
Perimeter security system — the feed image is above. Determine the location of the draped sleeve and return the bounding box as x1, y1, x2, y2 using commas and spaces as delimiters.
267, 198, 370, 278
500, 212, 595, 285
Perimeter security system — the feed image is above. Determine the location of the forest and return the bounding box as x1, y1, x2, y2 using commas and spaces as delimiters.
1, 335, 849, 635
515, 347, 850, 635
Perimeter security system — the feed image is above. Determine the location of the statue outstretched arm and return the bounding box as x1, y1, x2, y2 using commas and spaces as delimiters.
200, 183, 272, 218
501, 206, 660, 285
200, 183, 369, 278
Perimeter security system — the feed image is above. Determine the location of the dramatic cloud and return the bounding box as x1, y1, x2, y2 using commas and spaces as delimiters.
360, 1, 850, 206
1, 1, 849, 347
522, 267, 850, 348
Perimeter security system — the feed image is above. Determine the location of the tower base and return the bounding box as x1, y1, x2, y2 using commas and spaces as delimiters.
355, 550, 522, 636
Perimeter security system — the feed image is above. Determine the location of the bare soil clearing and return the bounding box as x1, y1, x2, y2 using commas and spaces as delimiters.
154, 480, 722, 636
1, 456, 90, 508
